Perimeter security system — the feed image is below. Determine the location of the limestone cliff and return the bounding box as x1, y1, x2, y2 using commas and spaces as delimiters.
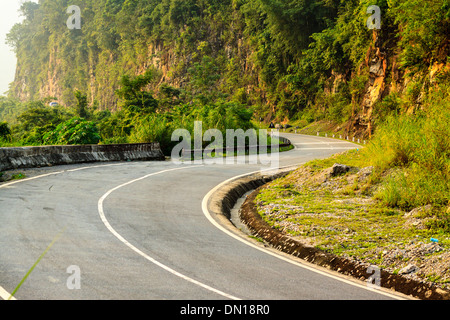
7, 0, 449, 140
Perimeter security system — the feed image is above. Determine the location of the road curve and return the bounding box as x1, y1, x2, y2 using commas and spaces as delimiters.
0, 133, 408, 300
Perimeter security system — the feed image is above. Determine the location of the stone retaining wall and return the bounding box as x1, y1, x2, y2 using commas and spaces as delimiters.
0, 143, 165, 171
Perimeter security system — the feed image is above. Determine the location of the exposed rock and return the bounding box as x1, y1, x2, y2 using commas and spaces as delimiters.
404, 205, 434, 230
357, 166, 374, 182
400, 264, 417, 275
405, 205, 433, 218
369, 59, 384, 77
328, 163, 351, 177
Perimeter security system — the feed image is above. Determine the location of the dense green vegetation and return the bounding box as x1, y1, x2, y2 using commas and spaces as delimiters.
0, 70, 254, 155
366, 86, 450, 215
4, 0, 449, 123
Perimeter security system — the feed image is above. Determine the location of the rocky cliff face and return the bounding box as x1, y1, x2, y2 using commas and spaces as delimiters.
9, 1, 448, 139
10, 3, 256, 113
349, 30, 394, 138
344, 29, 449, 139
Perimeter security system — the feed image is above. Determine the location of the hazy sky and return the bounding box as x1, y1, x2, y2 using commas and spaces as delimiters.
0, 0, 38, 96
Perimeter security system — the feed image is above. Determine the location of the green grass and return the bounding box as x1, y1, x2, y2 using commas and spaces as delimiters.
255, 120, 450, 282
304, 148, 369, 171
256, 164, 446, 259
11, 173, 26, 180
362, 85, 449, 210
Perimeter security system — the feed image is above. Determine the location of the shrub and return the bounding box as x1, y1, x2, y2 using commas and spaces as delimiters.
43, 117, 101, 145
365, 86, 450, 211
128, 113, 175, 155
0, 122, 11, 141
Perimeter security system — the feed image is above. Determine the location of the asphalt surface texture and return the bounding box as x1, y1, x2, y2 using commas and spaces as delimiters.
0, 133, 409, 301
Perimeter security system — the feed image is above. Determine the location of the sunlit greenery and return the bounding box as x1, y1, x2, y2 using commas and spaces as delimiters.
3, 0, 449, 122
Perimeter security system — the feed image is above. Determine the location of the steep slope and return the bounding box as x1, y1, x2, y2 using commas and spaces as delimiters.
5, 0, 450, 139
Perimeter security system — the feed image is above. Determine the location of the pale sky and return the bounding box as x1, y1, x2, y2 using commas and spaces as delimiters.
0, 0, 38, 96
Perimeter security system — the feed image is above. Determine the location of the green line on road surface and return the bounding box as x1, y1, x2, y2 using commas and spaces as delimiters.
8, 227, 67, 300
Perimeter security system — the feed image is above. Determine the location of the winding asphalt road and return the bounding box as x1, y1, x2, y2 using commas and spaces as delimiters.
0, 133, 408, 300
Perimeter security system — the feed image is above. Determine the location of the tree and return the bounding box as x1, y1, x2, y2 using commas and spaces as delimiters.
115, 69, 159, 114
187, 55, 222, 104
0, 122, 11, 141
254, 0, 338, 57
14, 101, 71, 145
393, 0, 450, 70
157, 83, 182, 110
16, 101, 67, 132
74, 90, 89, 119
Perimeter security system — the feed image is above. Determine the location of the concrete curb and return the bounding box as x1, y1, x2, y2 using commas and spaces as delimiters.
0, 143, 165, 172
209, 168, 450, 301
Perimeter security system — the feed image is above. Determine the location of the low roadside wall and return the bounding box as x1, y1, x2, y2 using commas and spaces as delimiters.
0, 143, 165, 171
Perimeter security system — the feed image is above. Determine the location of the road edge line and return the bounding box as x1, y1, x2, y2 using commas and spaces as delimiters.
201, 166, 409, 300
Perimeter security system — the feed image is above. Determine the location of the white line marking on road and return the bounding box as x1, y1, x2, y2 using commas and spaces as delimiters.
201, 167, 407, 300
0, 163, 127, 190
97, 165, 242, 300
0, 171, 66, 189
0, 162, 131, 300
294, 142, 355, 145
66, 163, 125, 172
0, 286, 16, 301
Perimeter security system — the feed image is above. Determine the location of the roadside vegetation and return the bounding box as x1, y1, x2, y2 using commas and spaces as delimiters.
255, 84, 450, 289
0, 69, 257, 156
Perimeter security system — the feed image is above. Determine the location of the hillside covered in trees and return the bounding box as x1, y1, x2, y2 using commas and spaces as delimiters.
0, 0, 448, 160
2, 0, 448, 137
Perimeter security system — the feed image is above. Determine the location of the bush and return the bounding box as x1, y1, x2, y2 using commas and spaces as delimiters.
128, 113, 175, 155
376, 166, 449, 210
0, 122, 11, 140
363, 113, 420, 169
43, 117, 101, 145
364, 86, 450, 211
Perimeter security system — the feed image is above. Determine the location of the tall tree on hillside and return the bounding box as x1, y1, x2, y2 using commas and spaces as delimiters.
115, 70, 159, 114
